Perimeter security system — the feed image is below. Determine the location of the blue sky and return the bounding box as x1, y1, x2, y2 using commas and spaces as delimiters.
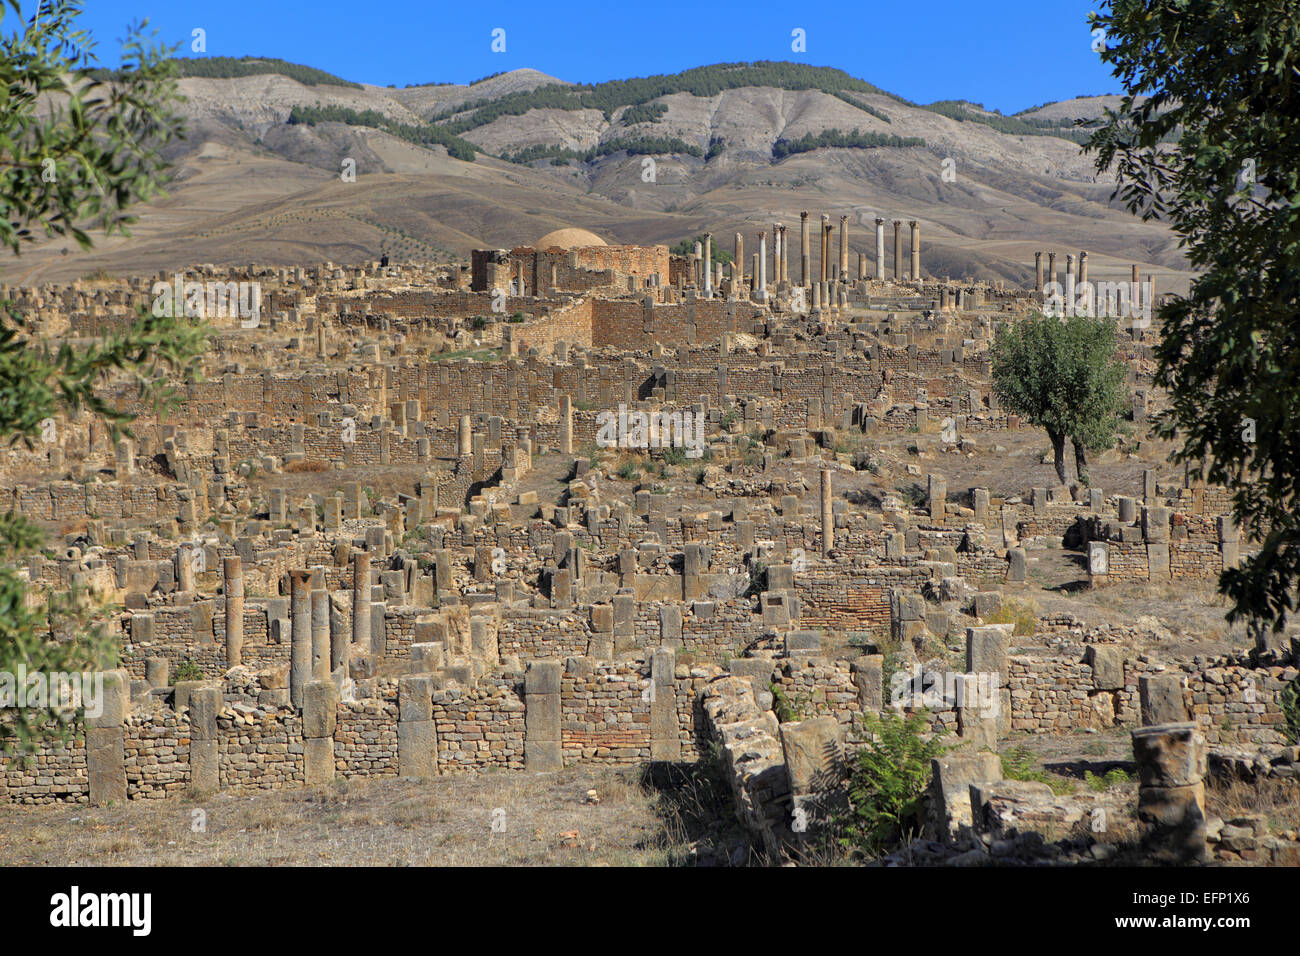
26, 0, 1119, 114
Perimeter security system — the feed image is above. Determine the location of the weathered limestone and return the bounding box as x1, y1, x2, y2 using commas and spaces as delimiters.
352, 552, 370, 649
702, 233, 712, 298
188, 683, 221, 796
819, 215, 830, 283
397, 675, 437, 777
838, 215, 849, 279
310, 586, 330, 681
1133, 722, 1208, 863
85, 669, 129, 806
756, 232, 768, 303
303, 679, 339, 785
559, 395, 573, 454
524, 660, 562, 771
457, 414, 472, 457
289, 568, 312, 709
1034, 251, 1044, 293
649, 646, 680, 760
875, 217, 886, 280
927, 750, 1002, 842
909, 220, 920, 281
927, 473, 946, 520
1140, 673, 1188, 724
734, 232, 744, 297
820, 468, 834, 555
893, 219, 903, 279
223, 556, 243, 667
800, 211, 810, 287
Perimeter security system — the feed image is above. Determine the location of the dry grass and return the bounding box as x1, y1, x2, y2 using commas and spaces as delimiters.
283, 459, 328, 473
1206, 776, 1300, 834
0, 764, 740, 867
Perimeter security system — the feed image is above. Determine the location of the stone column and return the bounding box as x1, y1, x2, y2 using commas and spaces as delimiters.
649, 647, 680, 760
558, 395, 572, 454
351, 552, 370, 649
177, 543, 195, 593
875, 218, 886, 279
764, 222, 774, 286
1034, 251, 1044, 294
1048, 252, 1057, 289
289, 569, 312, 709
524, 660, 562, 771
398, 675, 437, 776
311, 586, 330, 681
822, 216, 833, 282
1078, 250, 1088, 286
893, 220, 903, 279
702, 233, 712, 298
1132, 722, 1208, 863
457, 414, 472, 457
909, 220, 920, 281
303, 680, 340, 785
188, 683, 220, 796
838, 215, 849, 280
734, 232, 744, 296
820, 468, 834, 555
223, 556, 243, 667
778, 224, 789, 283
800, 212, 811, 287
756, 232, 768, 303
330, 591, 349, 674
86, 669, 128, 806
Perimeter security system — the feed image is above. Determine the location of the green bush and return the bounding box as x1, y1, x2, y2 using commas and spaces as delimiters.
1001, 746, 1075, 795
172, 659, 203, 684
837, 710, 947, 857
1281, 678, 1300, 745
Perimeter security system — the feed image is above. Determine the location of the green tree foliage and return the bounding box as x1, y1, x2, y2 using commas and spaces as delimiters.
918, 100, 1097, 144
1085, 0, 1300, 630
668, 235, 733, 265
837, 710, 946, 857
990, 313, 1127, 485
501, 135, 701, 166
0, 0, 208, 752
619, 102, 667, 125
88, 55, 361, 88
433, 61, 905, 133
286, 105, 478, 161
771, 127, 925, 159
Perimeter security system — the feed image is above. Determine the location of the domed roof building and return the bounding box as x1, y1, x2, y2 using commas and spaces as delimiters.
534, 227, 607, 249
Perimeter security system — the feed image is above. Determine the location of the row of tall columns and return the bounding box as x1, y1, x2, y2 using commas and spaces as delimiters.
725, 211, 922, 300
1033, 249, 1095, 292
1032, 249, 1159, 314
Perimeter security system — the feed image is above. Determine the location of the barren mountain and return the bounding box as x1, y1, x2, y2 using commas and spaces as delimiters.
3, 61, 1188, 293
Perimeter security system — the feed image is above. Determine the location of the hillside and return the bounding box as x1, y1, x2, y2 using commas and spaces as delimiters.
2, 59, 1189, 294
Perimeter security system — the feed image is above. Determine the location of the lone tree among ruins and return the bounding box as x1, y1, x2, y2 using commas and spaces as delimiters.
0, 0, 205, 750
989, 311, 1126, 487
1086, 0, 1300, 632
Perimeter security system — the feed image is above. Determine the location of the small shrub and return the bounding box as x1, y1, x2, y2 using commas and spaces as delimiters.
984, 599, 1039, 637
770, 682, 809, 723
1280, 678, 1300, 745
172, 659, 203, 684
1002, 746, 1075, 795
836, 710, 947, 857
